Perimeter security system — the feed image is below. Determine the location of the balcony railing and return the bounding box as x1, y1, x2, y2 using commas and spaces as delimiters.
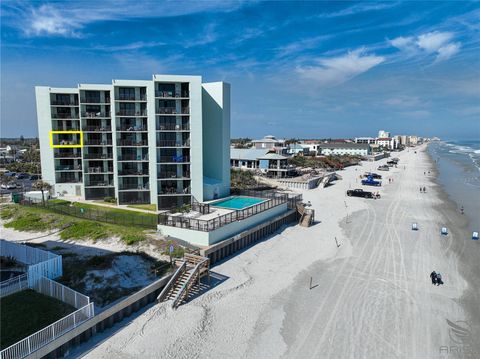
157, 124, 190, 131
86, 167, 113, 173
52, 113, 80, 119
158, 155, 189, 163
118, 155, 149, 161
82, 126, 112, 132
117, 95, 147, 101
158, 187, 191, 195
56, 178, 81, 183
118, 170, 149, 176
117, 126, 147, 131
51, 100, 78, 106
83, 140, 112, 146
56, 140, 80, 145
156, 107, 189, 115
157, 140, 190, 147
117, 140, 148, 147
54, 152, 82, 158
158, 172, 190, 179
80, 98, 110, 104
118, 184, 150, 191
55, 165, 82, 171
81, 112, 111, 118
155, 91, 189, 98
85, 181, 114, 187
116, 110, 147, 116
83, 153, 112, 159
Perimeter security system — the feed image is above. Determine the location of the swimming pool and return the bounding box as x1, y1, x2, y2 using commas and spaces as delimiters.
212, 196, 266, 210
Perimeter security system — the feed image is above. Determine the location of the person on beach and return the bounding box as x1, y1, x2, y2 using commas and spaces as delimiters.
430, 271, 437, 285
423, 186, 426, 193
436, 273, 443, 286
461, 206, 464, 214
420, 187, 423, 193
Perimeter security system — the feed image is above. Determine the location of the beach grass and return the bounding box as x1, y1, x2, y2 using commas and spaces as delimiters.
0, 204, 149, 245
0, 289, 75, 349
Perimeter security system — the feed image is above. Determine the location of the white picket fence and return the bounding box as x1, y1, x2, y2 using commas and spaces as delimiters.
0, 240, 62, 286
0, 302, 94, 359
0, 274, 28, 298
32, 276, 90, 309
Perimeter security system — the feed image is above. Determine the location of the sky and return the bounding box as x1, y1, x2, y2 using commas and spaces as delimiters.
1, 0, 479, 140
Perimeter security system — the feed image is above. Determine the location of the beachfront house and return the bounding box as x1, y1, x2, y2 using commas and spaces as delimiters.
317, 143, 371, 156
35, 75, 231, 210
230, 148, 295, 178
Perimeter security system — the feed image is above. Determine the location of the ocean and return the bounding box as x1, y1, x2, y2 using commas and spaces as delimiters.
428, 140, 480, 233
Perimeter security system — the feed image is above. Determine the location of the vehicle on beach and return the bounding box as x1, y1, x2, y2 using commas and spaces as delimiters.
377, 165, 389, 171
347, 189, 374, 198
386, 161, 397, 167
361, 176, 381, 186
363, 172, 382, 179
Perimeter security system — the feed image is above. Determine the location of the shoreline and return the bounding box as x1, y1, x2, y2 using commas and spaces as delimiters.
426, 144, 480, 348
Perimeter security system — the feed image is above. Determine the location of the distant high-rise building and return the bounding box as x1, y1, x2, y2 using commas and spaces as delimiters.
378, 130, 391, 138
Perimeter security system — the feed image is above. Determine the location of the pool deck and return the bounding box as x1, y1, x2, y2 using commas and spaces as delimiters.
169, 206, 234, 221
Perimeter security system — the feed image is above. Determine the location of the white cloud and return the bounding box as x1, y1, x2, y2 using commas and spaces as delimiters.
5, 1, 243, 37
384, 96, 422, 107
389, 31, 461, 62
296, 49, 385, 87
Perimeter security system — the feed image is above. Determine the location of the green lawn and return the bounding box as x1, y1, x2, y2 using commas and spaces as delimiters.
0, 290, 76, 349
126, 203, 157, 212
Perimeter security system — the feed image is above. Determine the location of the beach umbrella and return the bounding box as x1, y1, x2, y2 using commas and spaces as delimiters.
473, 232, 479, 240
441, 227, 448, 235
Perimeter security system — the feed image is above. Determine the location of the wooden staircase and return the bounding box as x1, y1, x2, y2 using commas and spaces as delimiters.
297, 203, 315, 227
157, 253, 210, 309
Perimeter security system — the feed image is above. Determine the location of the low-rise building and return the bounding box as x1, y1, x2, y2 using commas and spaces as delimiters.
230, 148, 294, 178
286, 143, 309, 156
377, 137, 397, 150
317, 143, 371, 156
354, 137, 376, 145
300, 142, 320, 156
251, 135, 285, 150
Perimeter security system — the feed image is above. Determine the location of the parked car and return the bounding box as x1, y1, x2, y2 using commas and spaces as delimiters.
347, 189, 374, 198
29, 174, 41, 180
1, 182, 17, 190
4, 172, 16, 177
16, 173, 30, 179
377, 165, 389, 171
363, 172, 382, 179
361, 176, 382, 186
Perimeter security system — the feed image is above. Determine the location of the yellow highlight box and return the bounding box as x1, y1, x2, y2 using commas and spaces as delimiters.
49, 130, 83, 148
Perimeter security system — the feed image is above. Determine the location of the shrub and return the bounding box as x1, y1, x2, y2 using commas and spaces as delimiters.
104, 197, 117, 203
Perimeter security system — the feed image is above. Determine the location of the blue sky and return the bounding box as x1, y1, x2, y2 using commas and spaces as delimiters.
1, 1, 479, 140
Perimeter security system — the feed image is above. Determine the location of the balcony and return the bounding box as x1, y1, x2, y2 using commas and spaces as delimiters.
55, 165, 82, 171
82, 126, 112, 132
155, 90, 189, 98
54, 152, 82, 158
157, 155, 189, 163
157, 140, 190, 148
83, 153, 112, 159
116, 110, 147, 117
85, 167, 113, 174
158, 186, 191, 195
51, 100, 78, 106
118, 183, 150, 191
83, 139, 112, 146
117, 155, 149, 161
80, 98, 110, 104
157, 124, 190, 131
156, 107, 189, 115
52, 113, 80, 119
117, 140, 148, 147
158, 172, 190, 179
117, 126, 147, 132
84, 181, 114, 187
56, 178, 81, 184
81, 112, 111, 118
118, 169, 149, 176
116, 95, 147, 101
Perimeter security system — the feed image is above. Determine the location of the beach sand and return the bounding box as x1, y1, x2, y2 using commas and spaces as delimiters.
16, 145, 480, 358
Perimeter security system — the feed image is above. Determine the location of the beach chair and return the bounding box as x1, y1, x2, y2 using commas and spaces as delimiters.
412, 223, 418, 231
441, 227, 448, 235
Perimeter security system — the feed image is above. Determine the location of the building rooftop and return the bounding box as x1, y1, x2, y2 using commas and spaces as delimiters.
258, 153, 288, 160
231, 148, 270, 161
317, 143, 370, 149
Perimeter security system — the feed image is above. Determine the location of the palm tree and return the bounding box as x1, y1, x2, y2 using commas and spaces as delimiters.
32, 180, 52, 205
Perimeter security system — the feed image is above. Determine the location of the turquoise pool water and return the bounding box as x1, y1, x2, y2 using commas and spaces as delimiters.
212, 196, 266, 210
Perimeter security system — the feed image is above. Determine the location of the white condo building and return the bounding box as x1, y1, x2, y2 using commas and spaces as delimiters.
35, 75, 230, 210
